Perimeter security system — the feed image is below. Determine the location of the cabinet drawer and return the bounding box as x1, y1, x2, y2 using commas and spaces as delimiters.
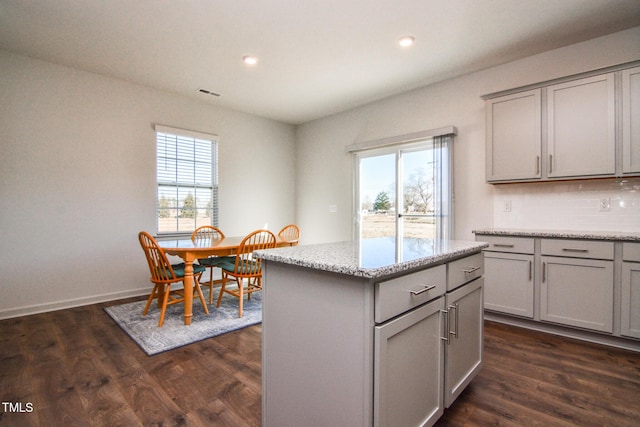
477, 235, 534, 254
623, 243, 640, 262
375, 265, 446, 323
541, 239, 613, 260
447, 253, 484, 291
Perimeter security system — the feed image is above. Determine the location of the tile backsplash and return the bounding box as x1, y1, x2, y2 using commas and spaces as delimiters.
493, 178, 640, 232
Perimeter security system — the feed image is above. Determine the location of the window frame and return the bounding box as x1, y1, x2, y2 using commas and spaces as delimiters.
349, 128, 455, 243
154, 124, 219, 236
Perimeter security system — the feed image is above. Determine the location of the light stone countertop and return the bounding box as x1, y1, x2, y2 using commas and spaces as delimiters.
255, 237, 488, 279
473, 228, 640, 241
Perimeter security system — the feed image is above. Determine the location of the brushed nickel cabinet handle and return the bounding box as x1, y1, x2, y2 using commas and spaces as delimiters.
462, 266, 481, 274
448, 303, 459, 339
549, 154, 553, 174
528, 260, 532, 281
441, 310, 449, 344
493, 244, 515, 248
536, 156, 540, 175
562, 248, 588, 253
408, 284, 436, 296
542, 262, 546, 282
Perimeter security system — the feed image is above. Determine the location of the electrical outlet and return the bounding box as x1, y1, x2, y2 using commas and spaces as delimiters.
599, 198, 610, 212
504, 200, 512, 212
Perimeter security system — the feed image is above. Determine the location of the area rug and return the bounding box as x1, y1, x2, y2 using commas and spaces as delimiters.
104, 292, 262, 356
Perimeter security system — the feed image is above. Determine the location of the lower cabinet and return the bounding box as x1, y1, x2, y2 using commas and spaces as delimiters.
374, 297, 445, 427
622, 262, 640, 339
444, 278, 484, 408
477, 233, 640, 348
374, 277, 484, 427
484, 252, 534, 318
540, 256, 613, 333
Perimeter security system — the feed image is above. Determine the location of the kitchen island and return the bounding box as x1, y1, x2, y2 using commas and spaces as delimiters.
255, 237, 489, 427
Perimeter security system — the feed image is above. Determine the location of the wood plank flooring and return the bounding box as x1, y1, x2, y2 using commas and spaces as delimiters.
1, 298, 639, 426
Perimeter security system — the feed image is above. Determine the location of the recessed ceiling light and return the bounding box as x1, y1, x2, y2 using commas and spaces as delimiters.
398, 36, 415, 47
242, 55, 258, 65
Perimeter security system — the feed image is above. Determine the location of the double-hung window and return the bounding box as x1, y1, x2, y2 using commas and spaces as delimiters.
155, 125, 218, 235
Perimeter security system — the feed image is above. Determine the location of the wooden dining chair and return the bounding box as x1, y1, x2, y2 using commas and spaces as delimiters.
191, 225, 235, 304
278, 224, 300, 246
216, 229, 277, 317
138, 231, 209, 327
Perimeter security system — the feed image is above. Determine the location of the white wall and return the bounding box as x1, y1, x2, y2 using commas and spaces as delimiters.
295, 27, 640, 244
0, 50, 296, 319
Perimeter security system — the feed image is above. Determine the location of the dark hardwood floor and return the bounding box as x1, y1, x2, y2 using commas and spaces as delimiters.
1, 298, 639, 426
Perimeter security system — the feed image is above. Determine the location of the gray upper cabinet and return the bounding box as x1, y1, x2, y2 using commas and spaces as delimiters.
486, 89, 541, 182
546, 73, 616, 178
485, 63, 639, 184
622, 66, 640, 174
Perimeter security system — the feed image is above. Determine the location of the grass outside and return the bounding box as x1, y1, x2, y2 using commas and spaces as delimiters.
362, 214, 435, 239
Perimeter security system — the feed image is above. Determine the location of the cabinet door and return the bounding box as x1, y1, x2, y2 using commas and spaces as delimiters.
486, 89, 542, 182
541, 256, 613, 332
621, 262, 640, 339
444, 278, 483, 408
484, 252, 534, 318
374, 297, 445, 427
547, 73, 615, 178
622, 66, 640, 174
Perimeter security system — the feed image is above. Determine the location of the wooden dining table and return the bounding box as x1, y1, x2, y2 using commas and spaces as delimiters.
158, 234, 296, 325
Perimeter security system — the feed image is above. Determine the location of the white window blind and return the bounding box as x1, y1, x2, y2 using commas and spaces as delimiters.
154, 125, 218, 234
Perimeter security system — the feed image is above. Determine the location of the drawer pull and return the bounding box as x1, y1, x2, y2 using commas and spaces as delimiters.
408, 284, 436, 296
493, 244, 515, 248
462, 266, 481, 274
562, 248, 589, 253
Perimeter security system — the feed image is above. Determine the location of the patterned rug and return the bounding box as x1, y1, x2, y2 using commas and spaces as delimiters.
104, 291, 261, 356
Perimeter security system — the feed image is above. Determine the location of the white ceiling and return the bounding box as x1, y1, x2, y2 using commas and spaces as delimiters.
1, 0, 639, 125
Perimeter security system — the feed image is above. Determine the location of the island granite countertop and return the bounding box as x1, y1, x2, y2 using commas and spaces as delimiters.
473, 228, 640, 242
255, 237, 488, 279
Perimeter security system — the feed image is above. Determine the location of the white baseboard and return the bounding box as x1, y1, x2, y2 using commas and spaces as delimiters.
0, 288, 150, 320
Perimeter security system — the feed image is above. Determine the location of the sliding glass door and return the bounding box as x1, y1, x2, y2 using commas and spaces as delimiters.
356, 137, 452, 242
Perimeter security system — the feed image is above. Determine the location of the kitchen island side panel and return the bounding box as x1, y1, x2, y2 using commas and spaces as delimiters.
262, 261, 375, 427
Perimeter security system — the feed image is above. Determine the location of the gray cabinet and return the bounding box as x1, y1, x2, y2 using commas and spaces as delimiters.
540, 239, 614, 333
546, 73, 616, 178
476, 232, 640, 349
622, 243, 640, 339
484, 252, 534, 318
374, 257, 484, 427
541, 256, 613, 333
622, 66, 640, 174
484, 63, 639, 183
444, 278, 483, 408
479, 236, 535, 318
374, 297, 445, 427
486, 89, 541, 182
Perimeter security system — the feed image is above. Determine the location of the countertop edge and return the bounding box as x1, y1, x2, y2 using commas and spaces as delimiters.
256, 241, 489, 280
473, 228, 640, 242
